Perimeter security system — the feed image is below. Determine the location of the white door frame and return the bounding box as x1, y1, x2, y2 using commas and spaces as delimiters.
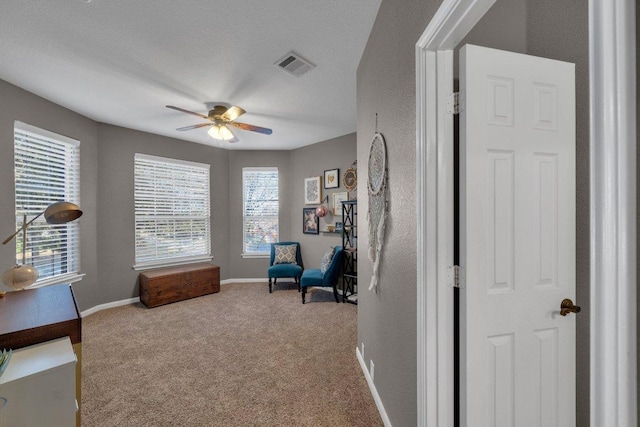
415, 0, 637, 426
588, 1, 637, 426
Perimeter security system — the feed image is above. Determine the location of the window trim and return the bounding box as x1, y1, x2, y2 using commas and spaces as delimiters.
16, 121, 80, 148
13, 121, 82, 286
133, 153, 212, 270
28, 273, 86, 288
242, 166, 279, 257
133, 256, 213, 271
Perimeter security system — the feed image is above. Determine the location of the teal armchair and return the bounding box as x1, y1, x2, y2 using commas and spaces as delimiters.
268, 242, 303, 293
300, 246, 343, 304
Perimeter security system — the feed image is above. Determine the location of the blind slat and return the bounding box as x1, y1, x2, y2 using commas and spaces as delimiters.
134, 154, 211, 264
243, 168, 279, 254
14, 124, 81, 283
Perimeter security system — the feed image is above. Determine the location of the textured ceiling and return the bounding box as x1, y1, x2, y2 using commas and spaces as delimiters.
0, 0, 381, 150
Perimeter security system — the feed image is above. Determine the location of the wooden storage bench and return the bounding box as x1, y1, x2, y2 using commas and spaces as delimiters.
139, 263, 220, 308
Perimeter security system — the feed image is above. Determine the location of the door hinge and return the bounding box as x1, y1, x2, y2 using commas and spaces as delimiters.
446, 91, 465, 114
447, 265, 465, 288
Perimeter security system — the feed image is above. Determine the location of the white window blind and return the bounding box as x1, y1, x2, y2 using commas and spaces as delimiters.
243, 167, 279, 255
14, 122, 81, 285
134, 154, 211, 268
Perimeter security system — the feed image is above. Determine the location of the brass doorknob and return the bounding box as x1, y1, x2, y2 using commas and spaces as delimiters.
560, 298, 581, 316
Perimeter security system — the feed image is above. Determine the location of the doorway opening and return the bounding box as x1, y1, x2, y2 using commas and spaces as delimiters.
416, 1, 637, 426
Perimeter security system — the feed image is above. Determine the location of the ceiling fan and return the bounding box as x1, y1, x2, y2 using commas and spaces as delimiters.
166, 105, 273, 143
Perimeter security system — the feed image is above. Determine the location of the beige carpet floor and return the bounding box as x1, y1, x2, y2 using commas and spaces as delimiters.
81, 282, 383, 427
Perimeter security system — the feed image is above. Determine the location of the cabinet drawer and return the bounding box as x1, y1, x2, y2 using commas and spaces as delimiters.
0, 337, 77, 426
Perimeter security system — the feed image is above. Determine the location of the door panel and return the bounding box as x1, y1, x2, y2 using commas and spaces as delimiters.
459, 44, 575, 427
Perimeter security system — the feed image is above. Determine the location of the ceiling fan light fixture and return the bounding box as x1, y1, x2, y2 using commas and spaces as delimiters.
167, 105, 271, 143
208, 124, 234, 141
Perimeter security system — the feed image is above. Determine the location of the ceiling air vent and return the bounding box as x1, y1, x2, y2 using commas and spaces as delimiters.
275, 51, 315, 77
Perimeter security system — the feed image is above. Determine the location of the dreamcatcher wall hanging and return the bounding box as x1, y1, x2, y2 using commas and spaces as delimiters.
367, 131, 388, 291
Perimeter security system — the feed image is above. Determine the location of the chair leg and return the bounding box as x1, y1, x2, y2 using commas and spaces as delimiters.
297, 277, 301, 292
302, 287, 306, 304
333, 285, 339, 303
268, 278, 272, 293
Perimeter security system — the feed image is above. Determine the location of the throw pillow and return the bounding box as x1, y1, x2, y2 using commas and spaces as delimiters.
320, 247, 336, 273
274, 244, 298, 264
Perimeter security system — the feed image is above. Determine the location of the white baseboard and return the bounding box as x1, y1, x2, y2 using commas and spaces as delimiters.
356, 346, 392, 426
221, 278, 269, 284
81, 279, 268, 316
81, 297, 140, 318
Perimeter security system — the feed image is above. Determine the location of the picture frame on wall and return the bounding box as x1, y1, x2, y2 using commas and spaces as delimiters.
324, 169, 339, 189
304, 176, 322, 204
332, 191, 349, 216
343, 166, 357, 191
303, 207, 319, 234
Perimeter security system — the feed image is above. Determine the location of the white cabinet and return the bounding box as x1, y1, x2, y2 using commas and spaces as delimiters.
0, 337, 77, 426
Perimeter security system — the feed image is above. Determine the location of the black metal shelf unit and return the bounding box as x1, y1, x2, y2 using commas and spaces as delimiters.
341, 200, 357, 304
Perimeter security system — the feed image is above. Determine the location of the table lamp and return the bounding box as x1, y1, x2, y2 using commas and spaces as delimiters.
1, 202, 83, 291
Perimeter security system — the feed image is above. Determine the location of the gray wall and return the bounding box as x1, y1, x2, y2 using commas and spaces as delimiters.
290, 133, 357, 265
0, 77, 354, 310
95, 124, 230, 309
94, 129, 354, 307
356, 1, 441, 424
97, 129, 352, 306
636, 4, 639, 418
357, 0, 589, 425
227, 150, 291, 279
456, 0, 528, 74
0, 80, 100, 312
226, 134, 356, 278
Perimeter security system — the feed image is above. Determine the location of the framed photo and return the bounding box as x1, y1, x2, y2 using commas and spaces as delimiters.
335, 222, 343, 232
332, 191, 349, 215
324, 168, 339, 189
304, 176, 322, 204
303, 207, 319, 234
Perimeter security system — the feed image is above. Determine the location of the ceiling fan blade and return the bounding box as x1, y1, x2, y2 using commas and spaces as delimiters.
228, 121, 273, 135
166, 105, 209, 119
221, 105, 246, 122
176, 123, 213, 131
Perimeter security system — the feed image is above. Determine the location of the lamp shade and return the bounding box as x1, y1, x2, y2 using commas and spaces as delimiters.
1, 201, 83, 291
316, 205, 328, 217
44, 201, 83, 224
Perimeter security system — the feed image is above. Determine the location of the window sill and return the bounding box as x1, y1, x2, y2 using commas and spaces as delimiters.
28, 273, 85, 289
133, 256, 214, 271
241, 253, 269, 259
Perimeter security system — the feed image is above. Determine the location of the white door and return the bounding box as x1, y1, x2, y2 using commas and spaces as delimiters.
459, 44, 576, 427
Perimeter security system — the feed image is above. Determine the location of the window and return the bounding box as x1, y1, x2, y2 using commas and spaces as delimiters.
13, 121, 81, 285
134, 154, 211, 268
243, 167, 279, 256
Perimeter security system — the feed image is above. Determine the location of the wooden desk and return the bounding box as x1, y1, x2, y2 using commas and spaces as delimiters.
0, 284, 82, 426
